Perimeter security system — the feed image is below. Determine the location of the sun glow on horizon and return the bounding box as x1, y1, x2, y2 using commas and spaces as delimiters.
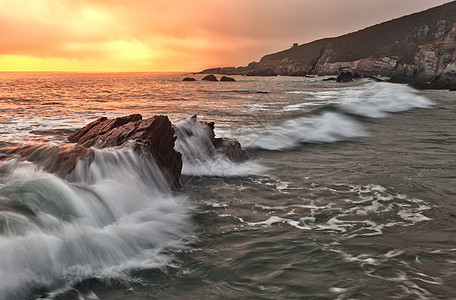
0, 0, 227, 72
0, 0, 452, 72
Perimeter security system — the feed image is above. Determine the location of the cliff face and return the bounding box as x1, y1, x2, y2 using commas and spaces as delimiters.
201, 1, 456, 86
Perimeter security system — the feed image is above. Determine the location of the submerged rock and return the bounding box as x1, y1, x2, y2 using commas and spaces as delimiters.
202, 74, 218, 81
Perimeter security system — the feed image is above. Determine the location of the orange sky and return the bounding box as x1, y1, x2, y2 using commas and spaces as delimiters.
0, 0, 452, 72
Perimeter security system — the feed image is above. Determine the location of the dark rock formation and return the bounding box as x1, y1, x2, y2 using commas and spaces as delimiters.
173, 115, 248, 163
6, 115, 182, 188
67, 114, 143, 145
336, 72, 353, 82
199, 118, 248, 162
322, 77, 337, 81
213, 138, 248, 162
68, 115, 182, 187
183, 77, 197, 81
5, 114, 249, 188
409, 78, 456, 90
199, 2, 456, 89
220, 76, 236, 82
202, 75, 218, 81
390, 73, 456, 90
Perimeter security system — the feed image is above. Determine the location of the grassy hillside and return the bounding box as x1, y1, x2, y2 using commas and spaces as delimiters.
260, 1, 456, 64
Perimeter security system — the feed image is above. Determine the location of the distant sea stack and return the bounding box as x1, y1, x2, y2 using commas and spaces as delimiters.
202, 74, 218, 81
201, 1, 456, 89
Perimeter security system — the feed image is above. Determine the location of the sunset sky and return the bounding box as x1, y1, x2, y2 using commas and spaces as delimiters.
0, 0, 453, 72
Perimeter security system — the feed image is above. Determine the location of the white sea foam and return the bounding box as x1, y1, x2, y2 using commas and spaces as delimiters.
0, 149, 194, 299
239, 112, 366, 150
243, 184, 432, 238
173, 116, 267, 176
223, 82, 433, 150
336, 82, 434, 118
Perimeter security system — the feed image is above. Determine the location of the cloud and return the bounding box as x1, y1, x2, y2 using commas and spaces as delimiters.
0, 0, 452, 71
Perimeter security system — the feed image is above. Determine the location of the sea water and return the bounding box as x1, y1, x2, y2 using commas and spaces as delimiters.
0, 72, 455, 299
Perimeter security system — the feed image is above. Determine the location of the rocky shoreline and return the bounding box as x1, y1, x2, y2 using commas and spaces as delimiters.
4, 115, 248, 188
200, 2, 456, 90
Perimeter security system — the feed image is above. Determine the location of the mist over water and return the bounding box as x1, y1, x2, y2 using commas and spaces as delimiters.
0, 73, 455, 299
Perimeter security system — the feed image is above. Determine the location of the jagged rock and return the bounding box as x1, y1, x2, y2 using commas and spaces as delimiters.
198, 118, 247, 162
183, 77, 196, 81
8, 114, 183, 188
69, 115, 182, 187
336, 72, 353, 82
213, 138, 248, 162
220, 76, 236, 82
173, 114, 248, 164
202, 75, 218, 81
68, 114, 142, 145
6, 114, 250, 188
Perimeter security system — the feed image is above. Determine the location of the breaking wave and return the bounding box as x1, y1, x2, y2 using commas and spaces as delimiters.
0, 149, 194, 299
173, 116, 267, 177
230, 82, 433, 150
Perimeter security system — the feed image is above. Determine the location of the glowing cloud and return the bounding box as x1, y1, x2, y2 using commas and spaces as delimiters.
0, 0, 452, 72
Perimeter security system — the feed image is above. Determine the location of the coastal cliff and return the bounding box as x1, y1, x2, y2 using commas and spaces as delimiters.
201, 1, 456, 88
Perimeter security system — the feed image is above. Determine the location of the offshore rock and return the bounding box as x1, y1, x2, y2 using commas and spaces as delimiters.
202, 74, 218, 81
7, 115, 182, 188
173, 115, 248, 163
213, 138, 249, 162
69, 114, 182, 188
5, 114, 249, 187
220, 76, 236, 82
183, 77, 197, 81
199, 119, 248, 162
67, 114, 143, 146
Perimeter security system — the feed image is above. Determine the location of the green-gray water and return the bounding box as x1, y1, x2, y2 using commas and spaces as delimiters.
0, 73, 454, 299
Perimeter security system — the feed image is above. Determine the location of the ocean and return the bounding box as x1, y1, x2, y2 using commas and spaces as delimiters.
0, 72, 455, 299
